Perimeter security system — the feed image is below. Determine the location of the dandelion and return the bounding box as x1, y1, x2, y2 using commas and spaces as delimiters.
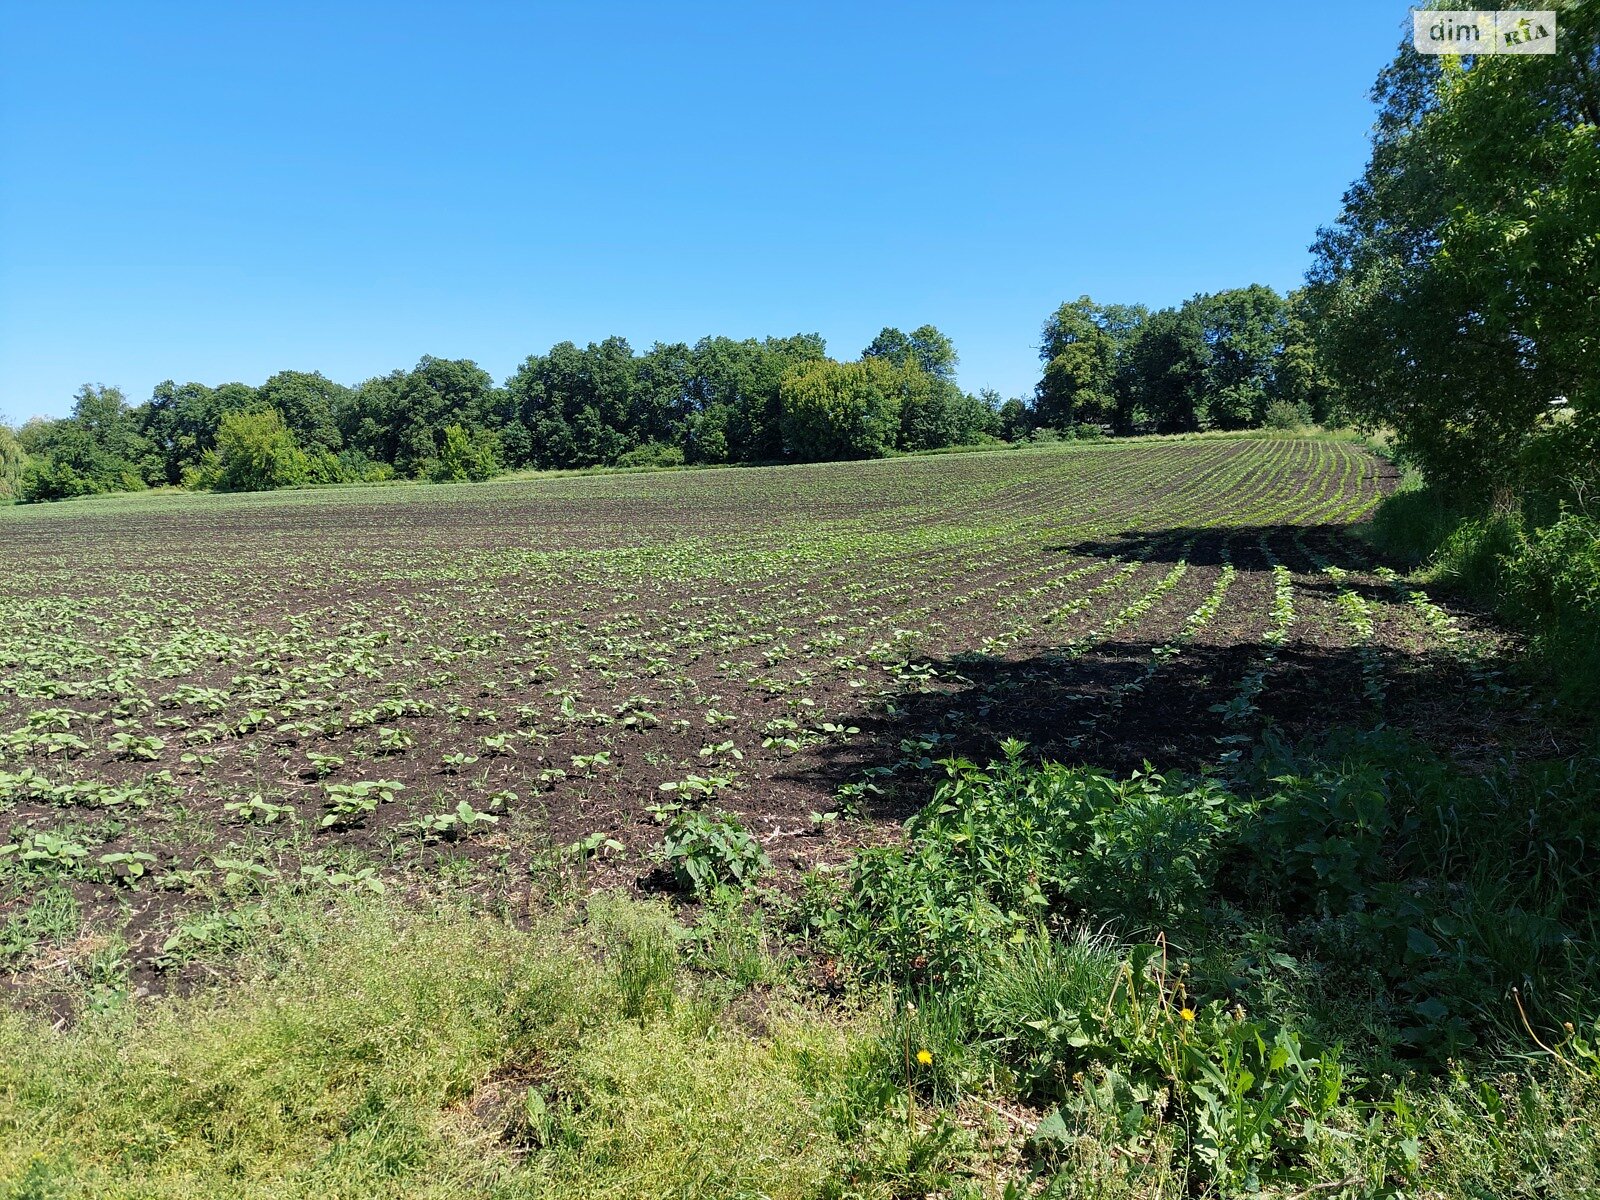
916, 1049, 933, 1065
1180, 1007, 1196, 1022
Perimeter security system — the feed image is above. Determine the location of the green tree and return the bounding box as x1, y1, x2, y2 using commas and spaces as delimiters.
1119, 305, 1209, 433
1197, 285, 1288, 430
1271, 289, 1342, 426
140, 380, 259, 484
429, 424, 500, 482
257, 371, 349, 452
210, 407, 310, 492
18, 385, 149, 500
865, 325, 977, 450
863, 325, 959, 382
996, 396, 1032, 442
686, 334, 827, 463
0, 423, 28, 502
1036, 298, 1148, 429
780, 358, 902, 460
1308, 5, 1600, 503
386, 357, 500, 477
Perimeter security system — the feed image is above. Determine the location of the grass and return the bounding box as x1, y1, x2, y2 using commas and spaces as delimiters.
0, 894, 942, 1200
1365, 477, 1600, 703
5, 875, 1600, 1198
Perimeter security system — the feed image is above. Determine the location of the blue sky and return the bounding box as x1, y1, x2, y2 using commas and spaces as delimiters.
0, 1, 1411, 422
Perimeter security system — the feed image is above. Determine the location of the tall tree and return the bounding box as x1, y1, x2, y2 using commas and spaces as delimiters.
1196, 285, 1288, 430
0, 423, 25, 502
257, 371, 349, 453
1307, 4, 1600, 503
1036, 298, 1148, 429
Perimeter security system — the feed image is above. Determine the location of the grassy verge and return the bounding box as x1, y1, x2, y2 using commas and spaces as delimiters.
8, 723, 1600, 1197
0, 893, 975, 1199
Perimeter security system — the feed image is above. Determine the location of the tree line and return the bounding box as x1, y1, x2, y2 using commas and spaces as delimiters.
1030, 284, 1336, 435
3, 294, 1340, 503
2, 326, 1021, 502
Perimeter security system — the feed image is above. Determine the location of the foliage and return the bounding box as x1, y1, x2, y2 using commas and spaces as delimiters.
1033, 288, 1312, 436
18, 386, 149, 501
0, 423, 26, 503
1307, 6, 1600, 505
426, 423, 499, 483
817, 725, 1600, 1058
204, 407, 310, 493
779, 357, 905, 460
1035, 296, 1147, 429
613, 440, 684, 468
14, 325, 1013, 501
657, 808, 769, 895
1370, 483, 1600, 701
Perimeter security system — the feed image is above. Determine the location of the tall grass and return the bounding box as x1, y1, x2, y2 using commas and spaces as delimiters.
0, 896, 901, 1200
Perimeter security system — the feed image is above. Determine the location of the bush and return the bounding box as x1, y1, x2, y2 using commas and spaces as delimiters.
1368, 484, 1599, 700
615, 441, 685, 469
1502, 512, 1600, 699
779, 358, 903, 460
19, 457, 95, 502
428, 424, 499, 483
1262, 399, 1313, 430
818, 743, 1236, 984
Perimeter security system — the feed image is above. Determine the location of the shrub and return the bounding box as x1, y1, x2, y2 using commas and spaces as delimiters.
19, 456, 95, 502
1262, 399, 1313, 430
615, 441, 685, 468
1368, 483, 1599, 698
820, 743, 1236, 984
1502, 511, 1600, 699
779, 358, 903, 461
428, 424, 499, 482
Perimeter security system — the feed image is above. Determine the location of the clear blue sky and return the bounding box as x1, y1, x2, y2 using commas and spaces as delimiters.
0, 1, 1412, 423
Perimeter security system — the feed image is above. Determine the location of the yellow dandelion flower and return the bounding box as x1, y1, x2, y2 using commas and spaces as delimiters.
916, 1049, 933, 1065
1180, 1007, 1196, 1022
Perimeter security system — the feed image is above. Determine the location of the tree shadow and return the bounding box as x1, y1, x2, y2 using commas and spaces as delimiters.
1045, 524, 1374, 573
781, 635, 1516, 824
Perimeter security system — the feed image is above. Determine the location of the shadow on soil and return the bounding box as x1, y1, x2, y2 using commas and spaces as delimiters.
1046, 523, 1378, 572
783, 635, 1513, 824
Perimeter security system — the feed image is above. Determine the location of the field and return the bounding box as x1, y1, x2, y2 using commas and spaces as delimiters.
0, 435, 1513, 995
6, 435, 1599, 1198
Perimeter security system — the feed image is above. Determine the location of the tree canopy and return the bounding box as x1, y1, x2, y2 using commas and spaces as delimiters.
1307, 5, 1600, 505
